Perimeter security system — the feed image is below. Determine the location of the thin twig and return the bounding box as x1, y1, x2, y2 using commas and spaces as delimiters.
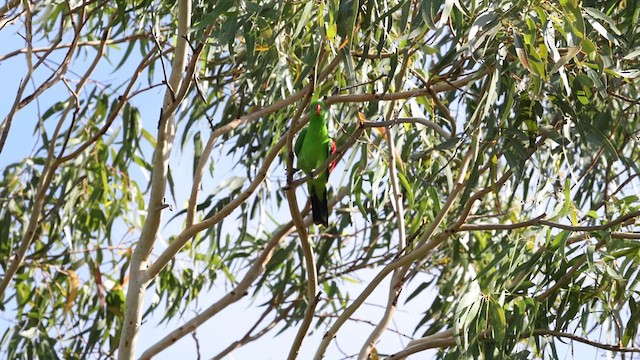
191, 331, 201, 360
211, 302, 296, 360
151, 25, 175, 102
0, 33, 156, 61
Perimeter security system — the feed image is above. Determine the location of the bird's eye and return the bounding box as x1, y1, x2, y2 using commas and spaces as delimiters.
315, 103, 322, 114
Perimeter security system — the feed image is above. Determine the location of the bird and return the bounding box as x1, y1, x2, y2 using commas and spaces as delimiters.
294, 100, 336, 227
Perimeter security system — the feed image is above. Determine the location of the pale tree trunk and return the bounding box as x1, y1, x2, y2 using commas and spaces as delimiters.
117, 0, 192, 358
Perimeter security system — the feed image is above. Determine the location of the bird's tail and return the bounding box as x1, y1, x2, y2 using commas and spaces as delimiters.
310, 191, 329, 227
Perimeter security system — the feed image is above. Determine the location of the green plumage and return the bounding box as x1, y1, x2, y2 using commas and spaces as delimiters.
294, 101, 333, 227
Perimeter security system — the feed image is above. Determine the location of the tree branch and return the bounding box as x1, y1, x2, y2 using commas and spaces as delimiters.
528, 329, 640, 353
283, 83, 317, 360
117, 0, 192, 357
0, 0, 20, 18
360, 117, 450, 139
185, 134, 216, 228
458, 211, 640, 232
358, 56, 410, 357
324, 68, 488, 106
388, 328, 640, 359
0, 0, 34, 155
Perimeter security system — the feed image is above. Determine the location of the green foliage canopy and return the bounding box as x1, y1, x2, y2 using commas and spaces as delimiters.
0, 0, 639, 358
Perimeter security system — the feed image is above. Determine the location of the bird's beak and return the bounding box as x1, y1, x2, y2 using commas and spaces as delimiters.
315, 103, 322, 115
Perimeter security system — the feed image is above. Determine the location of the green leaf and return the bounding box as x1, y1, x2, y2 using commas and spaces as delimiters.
563, 2, 585, 43
581, 37, 596, 54
405, 282, 430, 303
193, 0, 235, 30
210, 176, 246, 196
623, 297, 639, 345
427, 187, 441, 214
586, 244, 596, 271
576, 121, 619, 159
397, 171, 414, 207
489, 300, 506, 344
584, 15, 620, 45
293, 1, 313, 39
420, 0, 440, 30
468, 9, 500, 52
42, 101, 69, 121
193, 131, 203, 179
624, 49, 640, 60
549, 46, 581, 74
513, 29, 531, 73
336, 0, 357, 40
16, 282, 31, 306
584, 7, 623, 35
605, 265, 625, 282
437, 0, 455, 27
325, 7, 337, 40
167, 165, 176, 206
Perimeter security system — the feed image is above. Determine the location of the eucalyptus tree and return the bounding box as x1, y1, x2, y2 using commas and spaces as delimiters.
1, 0, 639, 359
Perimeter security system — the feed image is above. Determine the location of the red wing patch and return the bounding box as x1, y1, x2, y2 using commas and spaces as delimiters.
329, 139, 337, 173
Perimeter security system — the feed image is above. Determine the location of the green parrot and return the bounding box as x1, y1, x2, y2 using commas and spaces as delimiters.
294, 101, 337, 227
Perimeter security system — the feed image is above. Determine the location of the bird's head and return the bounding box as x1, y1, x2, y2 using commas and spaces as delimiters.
311, 101, 325, 118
